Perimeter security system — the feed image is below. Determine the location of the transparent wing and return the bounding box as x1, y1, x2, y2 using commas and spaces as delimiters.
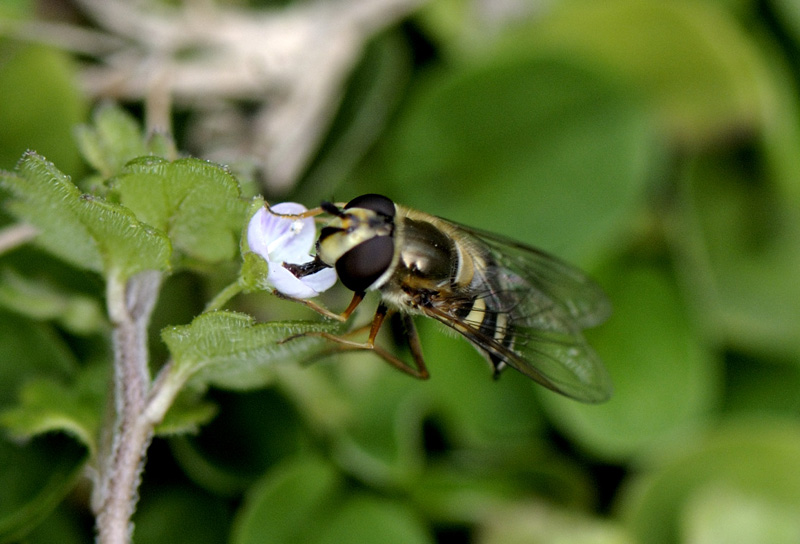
426, 220, 613, 403
462, 223, 612, 329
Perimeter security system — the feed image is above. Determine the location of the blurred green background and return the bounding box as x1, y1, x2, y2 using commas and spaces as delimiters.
2, 0, 800, 542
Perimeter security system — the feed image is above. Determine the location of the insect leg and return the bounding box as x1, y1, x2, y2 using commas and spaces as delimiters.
357, 304, 430, 379
272, 290, 366, 324
271, 290, 347, 321
341, 291, 365, 320
280, 303, 430, 380
399, 314, 429, 379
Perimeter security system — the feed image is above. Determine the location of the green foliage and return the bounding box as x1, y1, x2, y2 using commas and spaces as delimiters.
1, 153, 172, 279
75, 104, 172, 180
617, 420, 800, 544
479, 503, 634, 544
375, 53, 654, 262
132, 485, 230, 544
0, 311, 77, 406
0, 100, 344, 541
2, 0, 800, 543
0, 435, 87, 543
0, 45, 86, 173
162, 311, 341, 391
0, 268, 105, 334
507, 1, 766, 146
232, 456, 433, 544
0, 363, 106, 453
539, 262, 720, 461
112, 158, 248, 265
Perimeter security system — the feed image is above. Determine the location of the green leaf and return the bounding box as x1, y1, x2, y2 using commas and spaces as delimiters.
0, 268, 105, 335
0, 45, 86, 173
0, 435, 87, 543
520, 0, 766, 148
169, 388, 308, 496
332, 365, 427, 486
22, 504, 91, 544
771, 0, 800, 51
0, 311, 76, 407
154, 389, 218, 437
132, 485, 230, 544
313, 495, 433, 544
231, 456, 342, 544
0, 363, 107, 454
538, 262, 721, 461
74, 104, 152, 179
480, 502, 635, 544
161, 311, 342, 391
681, 484, 800, 544
112, 157, 247, 264
418, 318, 546, 448
238, 197, 271, 293
678, 153, 800, 361
410, 453, 595, 524
1, 152, 171, 278
376, 52, 655, 263
724, 354, 800, 415
616, 419, 800, 544
239, 251, 271, 293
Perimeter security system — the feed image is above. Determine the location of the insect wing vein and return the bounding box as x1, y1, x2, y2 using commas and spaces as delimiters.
427, 218, 612, 402
444, 219, 611, 329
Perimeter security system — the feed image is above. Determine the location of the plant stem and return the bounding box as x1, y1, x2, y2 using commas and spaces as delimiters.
95, 270, 162, 544
203, 280, 243, 312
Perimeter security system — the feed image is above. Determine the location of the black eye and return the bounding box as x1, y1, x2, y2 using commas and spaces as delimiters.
344, 194, 395, 217
336, 236, 394, 292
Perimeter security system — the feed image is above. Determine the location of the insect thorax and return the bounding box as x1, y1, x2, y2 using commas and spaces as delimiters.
378, 214, 479, 310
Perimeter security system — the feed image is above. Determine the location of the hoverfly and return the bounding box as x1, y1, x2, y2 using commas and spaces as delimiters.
271, 193, 612, 403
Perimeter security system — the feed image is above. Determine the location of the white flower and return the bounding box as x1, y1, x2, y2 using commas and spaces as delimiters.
247, 202, 337, 299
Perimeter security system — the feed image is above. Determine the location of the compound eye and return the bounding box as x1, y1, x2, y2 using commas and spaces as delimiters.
344, 194, 395, 217
336, 236, 394, 292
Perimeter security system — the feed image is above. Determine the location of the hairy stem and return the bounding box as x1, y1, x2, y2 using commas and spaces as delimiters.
95, 270, 162, 544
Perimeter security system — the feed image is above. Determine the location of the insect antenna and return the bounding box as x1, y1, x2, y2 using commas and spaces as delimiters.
321, 201, 345, 217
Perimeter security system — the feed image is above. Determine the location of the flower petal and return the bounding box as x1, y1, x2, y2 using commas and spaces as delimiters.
247, 203, 316, 264
246, 201, 338, 299
296, 265, 338, 295
267, 261, 334, 299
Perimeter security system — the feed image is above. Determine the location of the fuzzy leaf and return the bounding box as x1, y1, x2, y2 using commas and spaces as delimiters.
682, 484, 800, 544
0, 311, 77, 406
518, 1, 766, 147
538, 262, 720, 461
617, 420, 800, 544
111, 157, 247, 264
378, 53, 654, 264
0, 269, 105, 335
161, 311, 342, 391
231, 456, 341, 544
73, 104, 150, 178
480, 502, 634, 544
1, 152, 171, 278
0, 364, 107, 454
680, 153, 800, 361
313, 495, 433, 544
155, 391, 218, 437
